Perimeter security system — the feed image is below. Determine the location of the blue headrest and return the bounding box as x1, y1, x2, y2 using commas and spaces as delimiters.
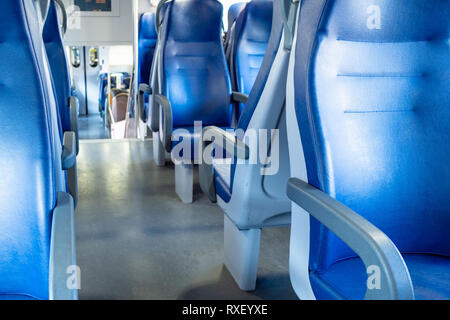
293, 0, 450, 272
43, 0, 72, 133
0, 0, 57, 300
138, 12, 157, 84
139, 12, 157, 39
160, 0, 232, 128
234, 1, 272, 100
228, 2, 246, 29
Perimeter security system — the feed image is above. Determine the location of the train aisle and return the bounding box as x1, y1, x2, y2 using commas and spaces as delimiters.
75, 139, 297, 299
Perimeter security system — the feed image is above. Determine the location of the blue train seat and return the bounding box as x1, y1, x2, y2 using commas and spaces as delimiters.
149, 0, 236, 203
0, 0, 78, 300
138, 12, 157, 120
198, 0, 293, 291
286, 0, 450, 300
138, 13, 158, 87
227, 1, 273, 121
43, 0, 79, 203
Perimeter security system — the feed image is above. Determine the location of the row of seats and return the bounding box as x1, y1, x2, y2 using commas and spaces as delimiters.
0, 0, 78, 300
138, 0, 273, 204
136, 0, 287, 292
139, 0, 449, 300
98, 72, 131, 116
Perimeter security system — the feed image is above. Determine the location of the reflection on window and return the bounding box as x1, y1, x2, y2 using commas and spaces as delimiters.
70, 47, 81, 68
89, 48, 99, 68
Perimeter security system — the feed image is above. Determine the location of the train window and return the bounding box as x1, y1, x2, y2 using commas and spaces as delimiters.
74, 0, 112, 12
89, 48, 99, 68
70, 46, 81, 68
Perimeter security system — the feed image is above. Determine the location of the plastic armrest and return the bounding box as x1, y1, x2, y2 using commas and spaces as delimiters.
69, 96, 79, 155
231, 91, 248, 104
199, 126, 249, 202
138, 83, 152, 122
49, 192, 78, 300
155, 94, 172, 153
62, 131, 76, 170
286, 178, 414, 300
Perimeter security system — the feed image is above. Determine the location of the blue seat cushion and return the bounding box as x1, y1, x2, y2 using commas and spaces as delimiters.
310, 254, 450, 300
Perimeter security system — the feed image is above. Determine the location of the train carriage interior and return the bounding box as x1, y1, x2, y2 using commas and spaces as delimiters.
0, 0, 448, 303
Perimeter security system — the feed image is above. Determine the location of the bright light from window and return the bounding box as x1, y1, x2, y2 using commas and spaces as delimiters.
108, 45, 133, 66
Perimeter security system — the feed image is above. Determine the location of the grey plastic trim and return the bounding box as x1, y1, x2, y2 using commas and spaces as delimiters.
49, 192, 78, 300
53, 0, 67, 34
286, 178, 415, 300
155, 0, 172, 34
138, 83, 152, 123
203, 126, 249, 160
61, 131, 76, 170
69, 96, 79, 155
199, 130, 217, 202
232, 91, 249, 104
155, 94, 173, 153
199, 126, 250, 202
281, 0, 300, 50
36, 0, 50, 23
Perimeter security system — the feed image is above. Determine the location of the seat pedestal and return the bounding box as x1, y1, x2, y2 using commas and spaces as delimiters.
153, 132, 166, 166
175, 162, 193, 203
224, 214, 261, 291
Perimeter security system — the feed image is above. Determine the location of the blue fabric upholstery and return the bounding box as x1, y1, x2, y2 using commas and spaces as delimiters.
311, 255, 450, 300
159, 0, 232, 132
138, 13, 157, 86
292, 0, 450, 299
232, 1, 272, 117
0, 0, 59, 300
43, 0, 71, 133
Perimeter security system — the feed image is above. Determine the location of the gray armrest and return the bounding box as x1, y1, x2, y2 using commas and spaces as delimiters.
286, 178, 415, 300
49, 192, 78, 300
232, 92, 248, 104
199, 126, 249, 202
139, 83, 152, 122
155, 94, 172, 153
62, 131, 76, 171
69, 96, 79, 155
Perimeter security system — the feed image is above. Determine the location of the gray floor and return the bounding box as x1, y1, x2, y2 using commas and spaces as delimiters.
76, 124, 297, 299
78, 114, 110, 140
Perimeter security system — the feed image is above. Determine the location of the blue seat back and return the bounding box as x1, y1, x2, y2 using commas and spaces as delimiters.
233, 0, 272, 106
293, 0, 450, 273
159, 0, 232, 128
138, 13, 158, 85
0, 0, 58, 300
43, 0, 71, 132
